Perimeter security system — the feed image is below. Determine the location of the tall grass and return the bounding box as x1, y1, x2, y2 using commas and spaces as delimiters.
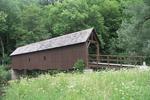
4, 68, 150, 100
0, 65, 11, 100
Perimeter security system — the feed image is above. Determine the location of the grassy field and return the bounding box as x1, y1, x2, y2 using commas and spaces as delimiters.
3, 68, 150, 100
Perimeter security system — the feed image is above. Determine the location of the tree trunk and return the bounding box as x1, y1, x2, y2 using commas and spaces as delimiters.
0, 37, 5, 64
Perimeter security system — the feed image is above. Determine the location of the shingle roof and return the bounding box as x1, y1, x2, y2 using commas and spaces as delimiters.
10, 28, 94, 56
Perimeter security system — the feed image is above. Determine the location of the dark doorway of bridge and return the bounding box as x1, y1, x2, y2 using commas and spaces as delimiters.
88, 43, 97, 61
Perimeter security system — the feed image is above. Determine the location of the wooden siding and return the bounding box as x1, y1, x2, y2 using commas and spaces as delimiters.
11, 43, 88, 70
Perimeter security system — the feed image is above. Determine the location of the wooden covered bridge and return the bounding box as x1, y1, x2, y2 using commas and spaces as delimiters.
10, 28, 144, 72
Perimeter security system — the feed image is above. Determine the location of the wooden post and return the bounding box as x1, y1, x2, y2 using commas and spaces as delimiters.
107, 56, 110, 67
134, 57, 136, 65
96, 44, 99, 61
96, 42, 99, 67
118, 56, 121, 67
86, 42, 89, 68
117, 56, 118, 64
124, 56, 126, 64
141, 57, 143, 65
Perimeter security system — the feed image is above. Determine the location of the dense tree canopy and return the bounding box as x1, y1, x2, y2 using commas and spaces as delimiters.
117, 0, 150, 63
0, 0, 149, 64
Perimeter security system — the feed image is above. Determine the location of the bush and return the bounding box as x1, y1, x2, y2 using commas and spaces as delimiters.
0, 65, 11, 99
0, 65, 11, 84
27, 70, 62, 78
73, 59, 85, 72
145, 57, 150, 66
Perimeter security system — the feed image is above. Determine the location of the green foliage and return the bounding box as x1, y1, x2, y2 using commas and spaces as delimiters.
0, 65, 11, 84
117, 0, 150, 64
73, 59, 85, 71
1, 54, 10, 65
0, 11, 7, 32
0, 65, 11, 98
0, 0, 21, 59
43, 0, 122, 53
3, 69, 150, 100
26, 70, 62, 78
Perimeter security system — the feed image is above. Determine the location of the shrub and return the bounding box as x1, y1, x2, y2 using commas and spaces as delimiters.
47, 70, 61, 75
0, 65, 11, 99
0, 65, 11, 84
73, 59, 85, 72
145, 57, 150, 66
27, 70, 61, 78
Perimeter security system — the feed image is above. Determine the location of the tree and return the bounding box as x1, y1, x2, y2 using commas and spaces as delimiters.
43, 0, 122, 53
0, 0, 51, 58
16, 3, 51, 46
117, 0, 150, 63
0, 11, 7, 61
0, 0, 22, 64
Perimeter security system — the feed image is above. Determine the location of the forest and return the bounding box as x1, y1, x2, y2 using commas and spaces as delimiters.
0, 0, 150, 64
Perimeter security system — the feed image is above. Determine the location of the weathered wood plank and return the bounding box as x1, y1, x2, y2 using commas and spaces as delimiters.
88, 54, 145, 68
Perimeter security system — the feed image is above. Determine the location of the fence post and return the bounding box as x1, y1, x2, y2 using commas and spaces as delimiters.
141, 57, 143, 65
120, 56, 122, 67
96, 55, 98, 67
117, 56, 118, 64
107, 56, 110, 67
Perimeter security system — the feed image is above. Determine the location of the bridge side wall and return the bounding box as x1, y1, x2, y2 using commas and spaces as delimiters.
11, 43, 88, 70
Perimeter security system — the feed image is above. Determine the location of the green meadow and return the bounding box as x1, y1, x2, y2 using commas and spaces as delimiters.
3, 68, 150, 100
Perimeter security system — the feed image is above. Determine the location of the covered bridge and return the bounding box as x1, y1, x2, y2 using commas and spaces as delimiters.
10, 28, 100, 70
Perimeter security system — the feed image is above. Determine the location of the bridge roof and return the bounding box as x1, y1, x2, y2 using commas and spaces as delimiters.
11, 28, 94, 56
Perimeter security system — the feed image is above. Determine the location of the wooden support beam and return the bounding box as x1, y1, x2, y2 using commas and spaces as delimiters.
88, 40, 97, 44
86, 42, 89, 68
96, 43, 99, 64
87, 41, 91, 48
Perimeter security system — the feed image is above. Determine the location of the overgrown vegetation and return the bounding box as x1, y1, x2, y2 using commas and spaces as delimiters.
0, 65, 11, 99
0, 65, 11, 85
73, 59, 85, 72
3, 69, 150, 100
